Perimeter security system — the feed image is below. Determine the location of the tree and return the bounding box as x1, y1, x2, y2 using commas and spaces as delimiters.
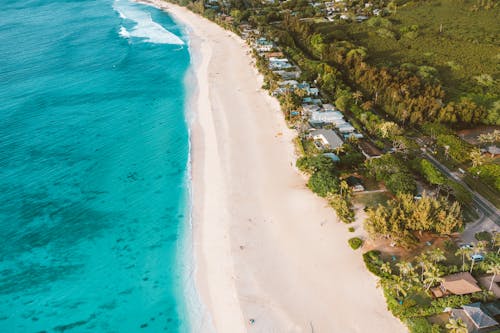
308, 170, 339, 197
419, 159, 446, 185
494, 232, 500, 254
445, 318, 468, 333
391, 275, 408, 298
415, 253, 429, 282
455, 247, 472, 271
487, 264, 500, 291
470, 148, 486, 167
339, 180, 350, 198
335, 144, 346, 156
380, 262, 392, 276
396, 261, 414, 279
427, 248, 446, 264
386, 172, 417, 195
353, 90, 363, 105
423, 263, 443, 291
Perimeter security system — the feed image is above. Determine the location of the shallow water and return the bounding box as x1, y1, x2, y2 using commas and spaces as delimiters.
0, 0, 191, 331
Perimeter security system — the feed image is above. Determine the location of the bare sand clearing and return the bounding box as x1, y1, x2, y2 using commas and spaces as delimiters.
141, 2, 407, 332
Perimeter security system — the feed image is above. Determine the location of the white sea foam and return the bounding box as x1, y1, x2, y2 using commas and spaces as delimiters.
113, 0, 184, 45
119, 26, 130, 38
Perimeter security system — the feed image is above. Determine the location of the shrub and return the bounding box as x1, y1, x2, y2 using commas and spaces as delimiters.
348, 227, 355, 232
348, 237, 363, 250
475, 231, 492, 242
405, 318, 439, 333
330, 194, 355, 223
363, 250, 383, 276
308, 170, 339, 197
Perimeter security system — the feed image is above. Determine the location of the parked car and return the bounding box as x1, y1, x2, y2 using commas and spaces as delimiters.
471, 254, 484, 262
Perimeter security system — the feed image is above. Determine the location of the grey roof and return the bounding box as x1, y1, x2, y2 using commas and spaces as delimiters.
310, 129, 343, 149
462, 303, 499, 329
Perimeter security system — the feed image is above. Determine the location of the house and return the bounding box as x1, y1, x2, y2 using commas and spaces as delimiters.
358, 140, 382, 159
310, 110, 344, 124
486, 146, 500, 157
254, 38, 274, 52
309, 129, 344, 150
278, 80, 299, 88
479, 275, 500, 299
431, 272, 482, 298
450, 303, 499, 333
356, 15, 369, 22
322, 103, 337, 112
263, 51, 284, 59
336, 123, 355, 133
345, 176, 365, 192
273, 69, 301, 80
303, 97, 322, 105
344, 132, 364, 140
302, 104, 321, 115
269, 58, 292, 70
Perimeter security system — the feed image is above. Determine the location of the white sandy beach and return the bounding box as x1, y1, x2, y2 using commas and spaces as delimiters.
141, 2, 407, 332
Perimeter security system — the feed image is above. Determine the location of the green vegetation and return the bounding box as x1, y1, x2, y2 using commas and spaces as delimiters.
296, 155, 356, 222
366, 154, 417, 195
469, 163, 500, 191
316, 0, 500, 125
363, 243, 500, 331
348, 227, 355, 232
365, 193, 462, 247
348, 237, 363, 250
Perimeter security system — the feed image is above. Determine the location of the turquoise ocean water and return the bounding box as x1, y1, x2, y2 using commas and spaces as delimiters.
0, 0, 193, 331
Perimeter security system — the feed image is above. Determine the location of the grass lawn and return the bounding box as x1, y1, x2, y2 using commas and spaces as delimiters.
354, 191, 392, 209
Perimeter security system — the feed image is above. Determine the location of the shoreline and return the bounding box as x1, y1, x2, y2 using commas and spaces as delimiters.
139, 1, 407, 332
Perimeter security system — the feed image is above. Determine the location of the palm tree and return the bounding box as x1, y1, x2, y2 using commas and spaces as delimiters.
428, 248, 446, 264
380, 262, 392, 276
487, 264, 500, 291
469, 251, 479, 274
335, 144, 345, 155
352, 90, 363, 105
339, 180, 349, 198
391, 275, 408, 298
445, 318, 468, 333
493, 232, 500, 254
470, 148, 485, 167
455, 247, 472, 271
396, 261, 413, 278
423, 264, 443, 291
415, 253, 429, 282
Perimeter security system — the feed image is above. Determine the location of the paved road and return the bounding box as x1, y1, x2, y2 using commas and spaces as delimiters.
423, 151, 500, 225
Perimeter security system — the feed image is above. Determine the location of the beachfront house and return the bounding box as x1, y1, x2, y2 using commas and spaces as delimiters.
309, 129, 344, 150
303, 97, 323, 105
358, 140, 383, 159
336, 122, 355, 133
322, 104, 337, 112
278, 80, 299, 88
431, 272, 482, 298
345, 176, 364, 192
302, 104, 321, 116
450, 303, 499, 332
269, 58, 292, 70
310, 110, 344, 124
273, 69, 301, 80
254, 37, 274, 52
